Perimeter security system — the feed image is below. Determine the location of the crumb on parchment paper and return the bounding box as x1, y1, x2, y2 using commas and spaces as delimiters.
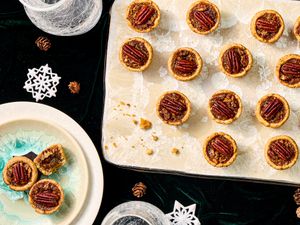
152, 135, 159, 141
140, 118, 152, 130
171, 148, 180, 155
146, 149, 154, 155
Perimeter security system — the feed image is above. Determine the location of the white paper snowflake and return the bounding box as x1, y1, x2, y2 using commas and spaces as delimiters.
166, 201, 201, 225
23, 64, 61, 102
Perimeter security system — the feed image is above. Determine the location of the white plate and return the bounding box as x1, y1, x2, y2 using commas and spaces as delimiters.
0, 102, 103, 225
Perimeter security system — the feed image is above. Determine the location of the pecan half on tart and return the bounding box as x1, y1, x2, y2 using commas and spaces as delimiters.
29, 179, 64, 214
265, 135, 298, 170
208, 90, 242, 124
294, 17, 300, 41
186, 0, 220, 35
276, 54, 300, 88
219, 44, 253, 78
250, 10, 284, 43
119, 37, 153, 72
255, 93, 290, 128
126, 0, 160, 33
168, 48, 203, 81
156, 91, 191, 126
34, 144, 67, 176
203, 132, 237, 167
2, 156, 38, 191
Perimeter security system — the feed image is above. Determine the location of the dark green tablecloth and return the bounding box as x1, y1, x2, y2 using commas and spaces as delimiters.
0, 1, 300, 225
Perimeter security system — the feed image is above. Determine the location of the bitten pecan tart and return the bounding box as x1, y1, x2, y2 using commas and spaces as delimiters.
156, 91, 191, 126
29, 179, 64, 214
219, 44, 253, 78
186, 0, 220, 35
168, 47, 203, 81
34, 144, 67, 176
126, 0, 160, 33
2, 156, 38, 191
294, 17, 300, 41
251, 10, 284, 43
119, 37, 153, 72
265, 135, 298, 170
276, 54, 300, 88
255, 93, 290, 128
203, 132, 237, 167
208, 90, 242, 124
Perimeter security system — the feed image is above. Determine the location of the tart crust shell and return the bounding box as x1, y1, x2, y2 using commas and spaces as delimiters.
119, 37, 153, 72
208, 89, 243, 125
294, 16, 300, 41
156, 90, 191, 126
203, 132, 238, 167
126, 0, 161, 33
265, 135, 298, 170
168, 47, 203, 81
186, 0, 221, 35
218, 43, 253, 78
255, 93, 290, 128
250, 10, 285, 43
275, 54, 300, 88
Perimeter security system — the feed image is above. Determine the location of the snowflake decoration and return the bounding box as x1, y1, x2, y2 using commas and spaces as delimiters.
23, 64, 61, 102
166, 201, 201, 225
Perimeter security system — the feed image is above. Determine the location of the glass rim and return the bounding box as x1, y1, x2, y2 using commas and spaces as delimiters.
18, 0, 68, 12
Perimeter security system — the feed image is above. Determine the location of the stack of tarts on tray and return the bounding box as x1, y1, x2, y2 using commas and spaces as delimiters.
119, 0, 300, 170
2, 144, 67, 214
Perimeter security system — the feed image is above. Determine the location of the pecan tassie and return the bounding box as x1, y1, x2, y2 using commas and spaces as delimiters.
126, 0, 160, 33
276, 54, 300, 88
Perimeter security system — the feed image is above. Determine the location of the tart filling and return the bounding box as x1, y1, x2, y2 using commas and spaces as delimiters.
119, 37, 153, 72
168, 48, 203, 81
276, 54, 300, 88
294, 17, 300, 41
29, 179, 64, 214
2, 156, 38, 191
265, 136, 298, 170
256, 93, 289, 128
208, 90, 242, 124
219, 44, 253, 77
203, 132, 237, 167
156, 91, 191, 126
126, 0, 160, 33
34, 144, 67, 176
187, 0, 220, 35
251, 10, 284, 43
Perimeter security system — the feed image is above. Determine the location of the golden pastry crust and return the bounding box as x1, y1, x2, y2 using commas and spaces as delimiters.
218, 43, 253, 78
255, 93, 290, 128
250, 10, 284, 43
126, 0, 161, 33
265, 135, 298, 170
2, 156, 38, 191
294, 17, 300, 41
203, 132, 237, 167
119, 37, 153, 72
156, 91, 191, 126
168, 47, 203, 81
186, 0, 220, 35
276, 54, 300, 88
208, 90, 242, 125
29, 179, 64, 214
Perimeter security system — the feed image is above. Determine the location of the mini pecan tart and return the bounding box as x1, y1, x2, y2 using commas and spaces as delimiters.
256, 93, 290, 128
203, 132, 237, 167
219, 44, 253, 78
265, 135, 298, 170
168, 48, 203, 81
2, 156, 38, 191
119, 37, 153, 72
276, 54, 300, 88
34, 144, 67, 176
208, 90, 242, 124
156, 91, 191, 126
186, 0, 220, 35
29, 179, 64, 214
294, 17, 300, 41
251, 10, 284, 43
126, 0, 160, 33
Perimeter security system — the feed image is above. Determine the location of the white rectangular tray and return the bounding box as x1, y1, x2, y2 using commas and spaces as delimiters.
102, 0, 300, 186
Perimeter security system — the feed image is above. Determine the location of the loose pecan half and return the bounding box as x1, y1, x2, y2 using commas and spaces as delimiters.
35, 192, 60, 208
211, 100, 235, 119
135, 5, 155, 25
194, 11, 215, 30
261, 98, 283, 120
174, 59, 197, 73
224, 48, 241, 74
12, 163, 28, 185
211, 137, 232, 156
270, 141, 293, 161
123, 44, 147, 65
256, 18, 279, 33
160, 95, 187, 115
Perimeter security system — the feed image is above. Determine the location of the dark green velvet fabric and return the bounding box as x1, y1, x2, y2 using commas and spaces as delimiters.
1, 1, 300, 225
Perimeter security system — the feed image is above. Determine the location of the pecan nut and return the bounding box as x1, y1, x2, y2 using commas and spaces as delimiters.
35, 192, 60, 207
211, 137, 232, 156
174, 59, 197, 73
135, 5, 155, 25
270, 141, 293, 161
123, 44, 147, 65
224, 49, 241, 74
211, 100, 235, 119
256, 18, 279, 33
194, 11, 214, 30
12, 163, 28, 185
281, 62, 300, 77
160, 95, 187, 115
261, 98, 283, 120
